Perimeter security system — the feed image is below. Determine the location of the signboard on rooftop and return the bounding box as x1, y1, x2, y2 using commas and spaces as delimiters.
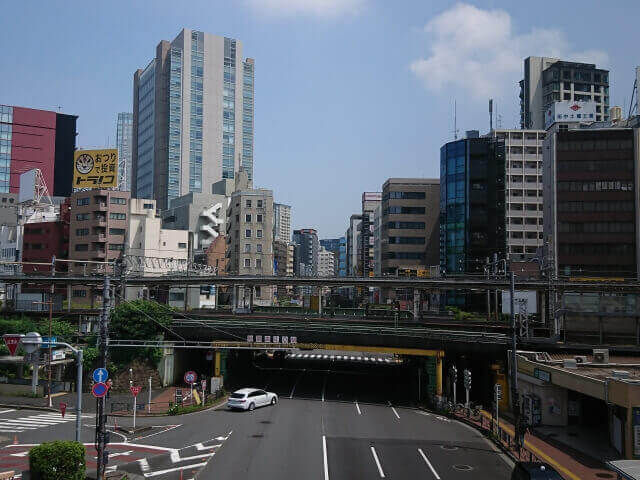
73, 149, 118, 189
545, 101, 597, 129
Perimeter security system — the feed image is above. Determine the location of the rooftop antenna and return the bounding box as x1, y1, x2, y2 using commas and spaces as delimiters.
452, 99, 459, 140
489, 99, 493, 131
54, 106, 63, 112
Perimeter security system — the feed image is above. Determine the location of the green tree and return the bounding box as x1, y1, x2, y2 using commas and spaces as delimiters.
108, 300, 174, 366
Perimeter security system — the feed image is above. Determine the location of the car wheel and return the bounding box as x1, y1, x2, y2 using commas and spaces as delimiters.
248, 402, 255, 411
271, 397, 277, 405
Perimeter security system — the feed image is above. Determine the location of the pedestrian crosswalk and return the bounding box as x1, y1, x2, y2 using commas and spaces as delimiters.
0, 411, 92, 433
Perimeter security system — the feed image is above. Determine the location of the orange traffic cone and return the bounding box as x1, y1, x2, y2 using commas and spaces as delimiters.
13, 435, 18, 445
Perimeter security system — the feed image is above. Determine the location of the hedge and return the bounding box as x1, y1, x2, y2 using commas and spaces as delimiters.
29, 441, 85, 480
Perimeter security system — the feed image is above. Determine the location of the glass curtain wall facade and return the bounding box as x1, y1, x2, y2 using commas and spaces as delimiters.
440, 137, 506, 307
242, 60, 254, 182
116, 113, 133, 192
189, 31, 204, 192
135, 61, 156, 199
222, 38, 236, 180
167, 47, 183, 202
0, 106, 12, 193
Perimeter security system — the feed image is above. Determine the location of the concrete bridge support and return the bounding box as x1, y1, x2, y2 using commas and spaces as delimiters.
413, 289, 421, 320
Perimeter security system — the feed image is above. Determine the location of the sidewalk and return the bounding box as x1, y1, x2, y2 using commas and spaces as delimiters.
455, 410, 617, 480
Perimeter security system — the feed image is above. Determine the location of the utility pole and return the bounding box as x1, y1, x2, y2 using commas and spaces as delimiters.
96, 275, 110, 479
509, 271, 521, 450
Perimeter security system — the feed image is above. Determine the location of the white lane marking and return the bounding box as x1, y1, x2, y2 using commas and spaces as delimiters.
387, 401, 400, 419
0, 409, 16, 415
132, 424, 181, 442
145, 462, 208, 477
355, 401, 361, 415
289, 373, 302, 399
416, 410, 431, 417
322, 375, 327, 402
370, 446, 385, 478
322, 435, 330, 480
138, 458, 150, 472
418, 448, 441, 479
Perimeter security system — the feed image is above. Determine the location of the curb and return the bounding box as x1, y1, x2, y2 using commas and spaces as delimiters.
0, 403, 58, 413
107, 395, 229, 418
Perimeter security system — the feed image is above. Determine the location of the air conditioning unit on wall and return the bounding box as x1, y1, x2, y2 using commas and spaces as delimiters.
592, 349, 609, 365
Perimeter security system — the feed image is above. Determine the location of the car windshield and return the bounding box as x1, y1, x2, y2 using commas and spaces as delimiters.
230, 393, 246, 399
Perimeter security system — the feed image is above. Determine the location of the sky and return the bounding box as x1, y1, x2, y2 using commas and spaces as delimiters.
2, 0, 639, 238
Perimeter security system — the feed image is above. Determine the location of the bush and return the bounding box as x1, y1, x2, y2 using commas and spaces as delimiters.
29, 441, 85, 480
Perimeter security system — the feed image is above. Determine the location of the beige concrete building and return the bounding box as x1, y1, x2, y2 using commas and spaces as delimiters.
226, 170, 274, 305
380, 178, 439, 275
273, 239, 293, 277
514, 350, 640, 460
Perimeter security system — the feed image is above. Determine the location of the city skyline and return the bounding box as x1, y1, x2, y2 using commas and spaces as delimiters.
1, 1, 639, 237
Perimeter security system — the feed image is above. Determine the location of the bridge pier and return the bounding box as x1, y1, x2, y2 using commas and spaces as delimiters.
436, 354, 443, 397
413, 289, 421, 321
318, 287, 323, 316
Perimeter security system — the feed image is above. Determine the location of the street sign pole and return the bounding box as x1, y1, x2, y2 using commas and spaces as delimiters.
133, 394, 137, 431
148, 377, 152, 414
96, 275, 110, 480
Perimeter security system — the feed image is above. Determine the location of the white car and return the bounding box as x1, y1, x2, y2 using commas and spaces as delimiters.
227, 388, 278, 411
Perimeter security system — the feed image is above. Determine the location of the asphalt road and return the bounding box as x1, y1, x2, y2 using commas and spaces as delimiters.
0, 359, 513, 479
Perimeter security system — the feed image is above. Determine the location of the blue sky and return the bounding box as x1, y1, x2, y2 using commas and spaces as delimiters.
2, 0, 639, 238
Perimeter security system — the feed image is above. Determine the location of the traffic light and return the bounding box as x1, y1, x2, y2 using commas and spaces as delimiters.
450, 365, 458, 382
463, 369, 471, 390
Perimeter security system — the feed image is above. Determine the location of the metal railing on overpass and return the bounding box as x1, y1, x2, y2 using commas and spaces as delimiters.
0, 272, 638, 293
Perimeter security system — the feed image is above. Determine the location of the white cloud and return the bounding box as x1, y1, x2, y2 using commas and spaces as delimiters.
245, 0, 365, 17
410, 3, 608, 99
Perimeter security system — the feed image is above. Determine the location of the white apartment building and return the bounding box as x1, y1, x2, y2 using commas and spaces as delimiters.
491, 129, 545, 261
318, 246, 335, 277
125, 198, 189, 302
273, 203, 291, 242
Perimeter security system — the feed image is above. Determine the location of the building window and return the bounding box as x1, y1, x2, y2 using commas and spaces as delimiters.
76, 213, 90, 221
244, 258, 251, 267
143, 203, 154, 209
256, 258, 262, 268
382, 191, 426, 201
109, 213, 126, 220
76, 197, 89, 206
108, 244, 125, 251
257, 200, 263, 208
257, 229, 263, 238
75, 228, 89, 236
244, 244, 251, 253
178, 242, 187, 248
246, 200, 252, 208
245, 214, 252, 222
257, 214, 263, 223
109, 228, 125, 235
110, 197, 127, 205
245, 229, 251, 238
256, 244, 262, 253
72, 290, 87, 298
75, 244, 89, 251
169, 292, 184, 301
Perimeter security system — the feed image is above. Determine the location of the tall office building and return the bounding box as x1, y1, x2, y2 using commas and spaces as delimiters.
346, 214, 362, 276
292, 228, 319, 276
132, 29, 255, 210
361, 192, 381, 277
116, 113, 133, 191
489, 130, 545, 261
273, 203, 291, 242
440, 134, 506, 279
0, 105, 77, 196
380, 178, 440, 275
520, 56, 609, 130
544, 124, 639, 278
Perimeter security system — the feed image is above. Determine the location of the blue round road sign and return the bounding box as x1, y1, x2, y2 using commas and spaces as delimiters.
92, 382, 108, 398
92, 368, 109, 383
184, 371, 197, 384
